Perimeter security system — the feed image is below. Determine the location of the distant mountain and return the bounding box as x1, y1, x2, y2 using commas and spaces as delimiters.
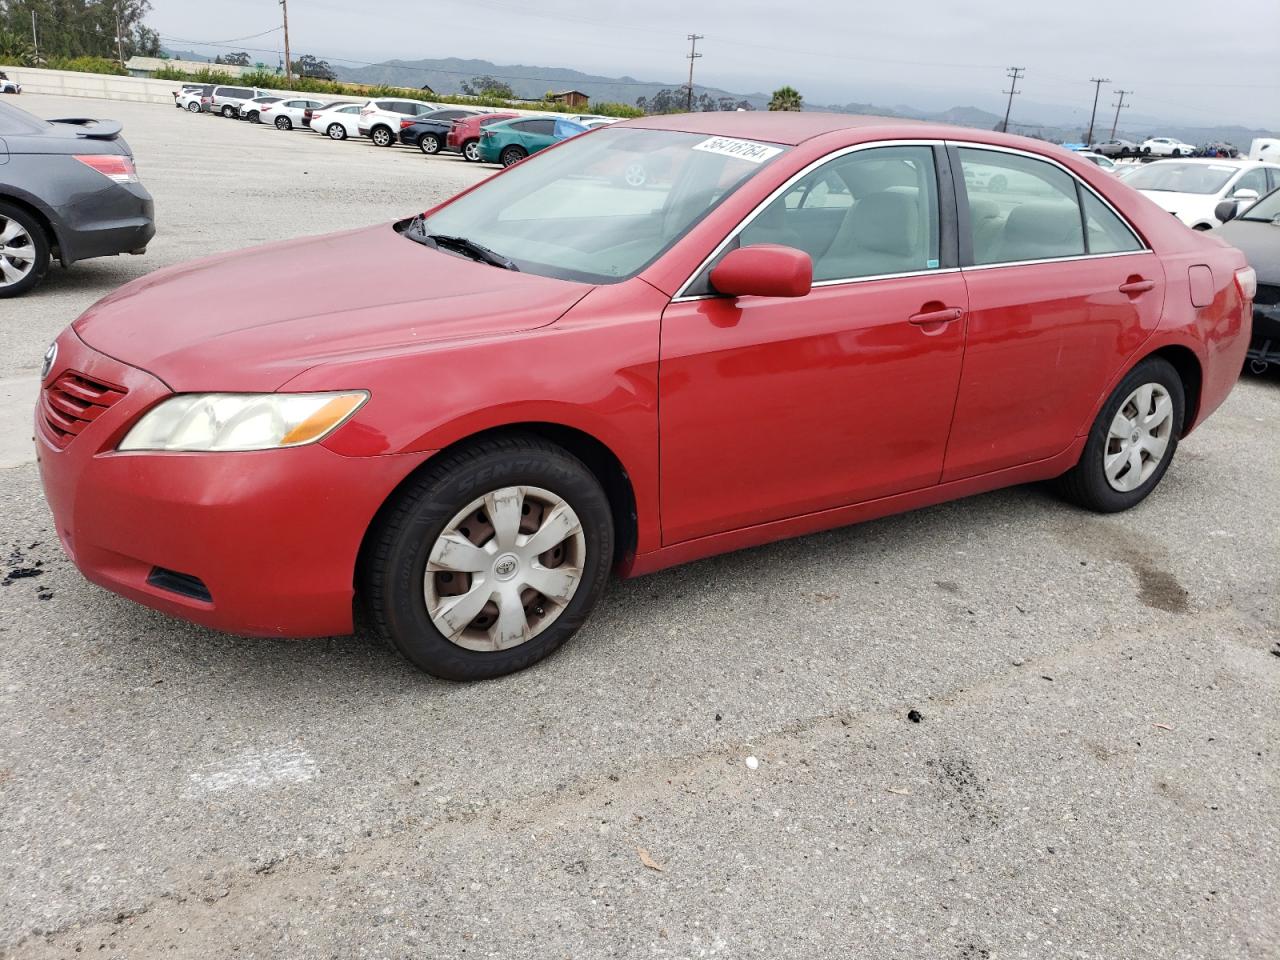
330, 56, 767, 108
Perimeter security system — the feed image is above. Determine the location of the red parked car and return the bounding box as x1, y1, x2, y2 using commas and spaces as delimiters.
447, 111, 519, 162
36, 114, 1254, 680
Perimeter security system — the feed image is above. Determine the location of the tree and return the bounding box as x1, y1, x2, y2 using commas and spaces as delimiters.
461, 74, 514, 98
294, 53, 335, 80
0, 28, 36, 65
768, 86, 803, 112
221, 50, 251, 66
0, 0, 159, 60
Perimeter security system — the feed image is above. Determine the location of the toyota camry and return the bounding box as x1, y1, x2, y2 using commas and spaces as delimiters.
35, 113, 1253, 679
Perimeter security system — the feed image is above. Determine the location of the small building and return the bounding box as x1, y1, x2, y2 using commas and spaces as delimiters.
548, 89, 590, 109
419, 83, 436, 95
125, 56, 248, 79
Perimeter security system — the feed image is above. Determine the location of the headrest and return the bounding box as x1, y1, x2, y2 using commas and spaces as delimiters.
851, 192, 918, 256
968, 198, 1001, 223
1002, 202, 1081, 246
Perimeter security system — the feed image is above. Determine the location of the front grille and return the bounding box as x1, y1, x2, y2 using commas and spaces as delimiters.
40, 371, 127, 449
1254, 283, 1279, 307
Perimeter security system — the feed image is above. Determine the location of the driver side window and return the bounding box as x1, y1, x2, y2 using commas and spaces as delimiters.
733, 145, 941, 283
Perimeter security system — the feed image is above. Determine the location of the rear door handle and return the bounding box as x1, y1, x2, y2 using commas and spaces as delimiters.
908, 307, 965, 326
1119, 279, 1156, 294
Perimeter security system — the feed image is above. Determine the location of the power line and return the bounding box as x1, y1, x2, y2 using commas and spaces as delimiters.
1000, 66, 1025, 133
1084, 76, 1110, 145
684, 34, 703, 112
1110, 89, 1132, 138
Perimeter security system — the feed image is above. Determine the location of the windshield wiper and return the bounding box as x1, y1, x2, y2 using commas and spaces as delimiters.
400, 217, 518, 271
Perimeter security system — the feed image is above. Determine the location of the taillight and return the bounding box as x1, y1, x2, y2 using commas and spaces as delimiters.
261, 106, 272, 113
1235, 266, 1257, 300
75, 155, 138, 184
400, 119, 414, 129
360, 108, 373, 117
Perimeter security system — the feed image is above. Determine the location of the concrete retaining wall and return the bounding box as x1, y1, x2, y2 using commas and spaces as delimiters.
0, 67, 179, 104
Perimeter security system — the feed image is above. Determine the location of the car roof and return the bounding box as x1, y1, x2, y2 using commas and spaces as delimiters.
1146, 157, 1272, 168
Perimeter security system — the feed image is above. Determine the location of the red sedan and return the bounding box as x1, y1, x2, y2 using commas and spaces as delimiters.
36, 113, 1254, 679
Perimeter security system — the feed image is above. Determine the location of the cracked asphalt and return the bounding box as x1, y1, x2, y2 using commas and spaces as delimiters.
1, 95, 1278, 960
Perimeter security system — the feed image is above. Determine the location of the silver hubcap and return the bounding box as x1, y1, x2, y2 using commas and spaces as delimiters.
0, 216, 35, 287
425, 485, 586, 652
329, 125, 343, 139
1104, 383, 1174, 492
464, 143, 479, 160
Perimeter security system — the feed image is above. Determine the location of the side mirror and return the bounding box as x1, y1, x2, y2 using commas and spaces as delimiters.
710, 244, 812, 299
1215, 200, 1239, 223
1232, 187, 1260, 202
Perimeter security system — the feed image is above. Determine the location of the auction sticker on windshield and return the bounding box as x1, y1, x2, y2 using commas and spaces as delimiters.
693, 136, 784, 164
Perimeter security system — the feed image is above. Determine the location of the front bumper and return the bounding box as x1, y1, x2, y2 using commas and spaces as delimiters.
35, 330, 429, 638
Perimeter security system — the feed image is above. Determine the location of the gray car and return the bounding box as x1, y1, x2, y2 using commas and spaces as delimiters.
1215, 186, 1280, 373
0, 100, 154, 297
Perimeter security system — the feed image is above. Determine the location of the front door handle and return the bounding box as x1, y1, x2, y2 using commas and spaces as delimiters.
908, 307, 965, 326
1119, 278, 1156, 295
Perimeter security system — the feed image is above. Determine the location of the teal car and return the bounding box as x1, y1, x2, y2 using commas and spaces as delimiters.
479, 116, 588, 167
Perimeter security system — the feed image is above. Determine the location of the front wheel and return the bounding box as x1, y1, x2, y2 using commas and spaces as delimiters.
418, 133, 441, 155
275, 115, 292, 130
462, 139, 481, 162
1054, 357, 1184, 512
500, 145, 527, 167
220, 105, 236, 118
327, 122, 347, 141
0, 202, 51, 298
371, 126, 394, 147
362, 435, 614, 680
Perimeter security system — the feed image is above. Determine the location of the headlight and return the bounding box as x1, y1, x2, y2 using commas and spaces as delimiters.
118, 392, 368, 452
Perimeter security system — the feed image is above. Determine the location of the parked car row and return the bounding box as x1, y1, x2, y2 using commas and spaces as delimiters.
173, 82, 613, 164
1089, 136, 1240, 158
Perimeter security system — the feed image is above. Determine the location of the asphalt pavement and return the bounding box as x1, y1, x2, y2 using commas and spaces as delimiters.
1, 94, 1277, 959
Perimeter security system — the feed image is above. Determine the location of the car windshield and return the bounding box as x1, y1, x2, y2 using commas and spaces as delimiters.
1239, 188, 1280, 222
415, 127, 789, 283
1126, 162, 1238, 194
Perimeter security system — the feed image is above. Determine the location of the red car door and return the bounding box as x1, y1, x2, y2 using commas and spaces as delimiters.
658, 144, 969, 544
941, 146, 1165, 481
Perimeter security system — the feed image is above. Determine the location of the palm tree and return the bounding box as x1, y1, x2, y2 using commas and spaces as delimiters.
768, 86, 803, 112
0, 31, 38, 66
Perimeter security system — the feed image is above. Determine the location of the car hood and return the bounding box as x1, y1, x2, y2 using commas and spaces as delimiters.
74, 224, 592, 392
1137, 190, 1214, 215
1217, 218, 1280, 284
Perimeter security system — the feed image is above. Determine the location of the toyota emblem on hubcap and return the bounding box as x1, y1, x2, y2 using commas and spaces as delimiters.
494, 555, 519, 579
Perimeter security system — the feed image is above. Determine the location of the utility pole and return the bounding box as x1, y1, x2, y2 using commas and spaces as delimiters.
279, 0, 293, 80
685, 34, 703, 112
1110, 89, 1132, 139
31, 9, 38, 61
115, 2, 125, 65
1084, 76, 1109, 145
1000, 66, 1025, 133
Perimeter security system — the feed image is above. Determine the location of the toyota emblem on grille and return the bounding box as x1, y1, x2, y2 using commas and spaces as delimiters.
41, 342, 58, 382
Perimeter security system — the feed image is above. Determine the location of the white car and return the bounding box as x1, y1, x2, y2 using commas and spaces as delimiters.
1076, 151, 1119, 173
1125, 158, 1280, 229
358, 97, 440, 147
260, 97, 328, 131
309, 103, 363, 140
238, 96, 284, 123
1141, 137, 1198, 157
0, 74, 22, 95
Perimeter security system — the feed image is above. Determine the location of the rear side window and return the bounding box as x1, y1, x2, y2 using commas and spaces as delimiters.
375, 100, 397, 111
959, 148, 1084, 265
479, 116, 508, 127
1080, 191, 1142, 254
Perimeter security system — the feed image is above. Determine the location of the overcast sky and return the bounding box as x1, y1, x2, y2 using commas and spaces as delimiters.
151, 0, 1279, 130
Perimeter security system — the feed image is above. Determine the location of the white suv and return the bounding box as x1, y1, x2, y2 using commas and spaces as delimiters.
359, 98, 440, 146
209, 85, 271, 118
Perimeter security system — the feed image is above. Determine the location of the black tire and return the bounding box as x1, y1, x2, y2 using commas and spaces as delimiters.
362, 434, 614, 680
1054, 357, 1185, 513
1171, 149, 1181, 157
500, 145, 526, 167
275, 115, 292, 130
246, 111, 259, 123
462, 139, 481, 162
0, 202, 52, 299
220, 105, 236, 118
418, 133, 441, 155
327, 122, 347, 141
371, 126, 394, 147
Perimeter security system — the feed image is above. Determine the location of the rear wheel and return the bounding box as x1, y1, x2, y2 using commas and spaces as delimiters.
275, 115, 292, 130
0, 202, 51, 299
362, 435, 614, 680
500, 145, 527, 167
1054, 357, 1184, 513
462, 139, 481, 162
186, 101, 200, 113
418, 133, 441, 155
371, 126, 394, 147
327, 122, 347, 140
